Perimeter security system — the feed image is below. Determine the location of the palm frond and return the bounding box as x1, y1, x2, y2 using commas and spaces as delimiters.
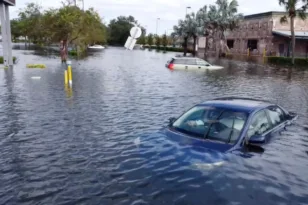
279, 0, 286, 6
297, 9, 307, 20
280, 15, 288, 23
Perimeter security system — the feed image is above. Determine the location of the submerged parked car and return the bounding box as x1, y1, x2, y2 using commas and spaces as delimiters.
165, 57, 224, 70
135, 97, 297, 166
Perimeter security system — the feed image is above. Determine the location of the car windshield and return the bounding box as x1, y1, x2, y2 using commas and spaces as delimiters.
172, 106, 248, 144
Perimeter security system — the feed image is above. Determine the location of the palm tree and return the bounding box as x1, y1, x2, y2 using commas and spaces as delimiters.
185, 13, 200, 56
196, 6, 210, 58
173, 19, 189, 56
279, 0, 308, 65
173, 13, 200, 56
207, 0, 243, 57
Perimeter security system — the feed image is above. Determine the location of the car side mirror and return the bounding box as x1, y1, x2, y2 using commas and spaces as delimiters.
168, 117, 176, 126
206, 64, 210, 67
248, 135, 265, 145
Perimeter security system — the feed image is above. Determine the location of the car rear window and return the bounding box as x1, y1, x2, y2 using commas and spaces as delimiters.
173, 58, 197, 65
185, 59, 197, 65
173, 59, 186, 64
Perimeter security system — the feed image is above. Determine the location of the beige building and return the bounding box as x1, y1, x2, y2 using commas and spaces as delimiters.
225, 11, 308, 57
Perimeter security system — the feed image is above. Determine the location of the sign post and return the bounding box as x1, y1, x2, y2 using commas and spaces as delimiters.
0, 0, 15, 67
124, 26, 142, 50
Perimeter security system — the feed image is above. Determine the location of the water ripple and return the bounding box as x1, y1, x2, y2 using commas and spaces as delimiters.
0, 47, 308, 205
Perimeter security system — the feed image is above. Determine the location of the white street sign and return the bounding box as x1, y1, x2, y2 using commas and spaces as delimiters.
124, 26, 142, 50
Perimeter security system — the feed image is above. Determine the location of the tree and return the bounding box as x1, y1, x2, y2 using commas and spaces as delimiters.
107, 16, 144, 46
162, 34, 168, 49
137, 28, 147, 45
207, 0, 243, 57
279, 0, 308, 65
41, 5, 96, 60
170, 32, 178, 47
16, 2, 108, 60
185, 12, 200, 56
196, 6, 210, 58
173, 19, 189, 56
10, 19, 23, 41
155, 35, 161, 47
18, 3, 44, 45
147, 33, 154, 47
173, 13, 200, 56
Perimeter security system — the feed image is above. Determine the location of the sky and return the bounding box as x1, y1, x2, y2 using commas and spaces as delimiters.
9, 0, 285, 35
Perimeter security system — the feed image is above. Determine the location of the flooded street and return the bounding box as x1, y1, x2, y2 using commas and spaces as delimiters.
1, 47, 308, 205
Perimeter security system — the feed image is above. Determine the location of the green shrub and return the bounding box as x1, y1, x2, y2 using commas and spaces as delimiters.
0, 56, 17, 64
267, 56, 308, 68
68, 50, 78, 56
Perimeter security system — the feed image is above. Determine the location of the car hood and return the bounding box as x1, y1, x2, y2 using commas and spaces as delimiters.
134, 127, 233, 168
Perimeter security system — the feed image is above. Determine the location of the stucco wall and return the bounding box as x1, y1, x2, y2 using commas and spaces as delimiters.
225, 16, 274, 54
225, 13, 308, 56
272, 15, 308, 31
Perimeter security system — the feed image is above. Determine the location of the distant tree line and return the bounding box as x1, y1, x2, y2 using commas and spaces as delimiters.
11, 1, 107, 54
10, 1, 148, 55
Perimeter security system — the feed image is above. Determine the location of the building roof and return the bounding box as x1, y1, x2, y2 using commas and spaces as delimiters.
244, 11, 308, 20
244, 11, 287, 20
273, 30, 308, 39
199, 97, 272, 113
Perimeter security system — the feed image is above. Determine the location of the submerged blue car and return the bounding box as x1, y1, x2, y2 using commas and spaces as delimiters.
137, 97, 297, 166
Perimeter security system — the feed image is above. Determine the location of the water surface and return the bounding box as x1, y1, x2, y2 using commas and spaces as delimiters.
0, 47, 308, 205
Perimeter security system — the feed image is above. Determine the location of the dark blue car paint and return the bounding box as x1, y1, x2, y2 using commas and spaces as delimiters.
139, 98, 297, 165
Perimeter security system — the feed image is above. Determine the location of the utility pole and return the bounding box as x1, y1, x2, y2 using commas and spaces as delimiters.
0, 0, 15, 67
156, 18, 160, 36
186, 6, 191, 17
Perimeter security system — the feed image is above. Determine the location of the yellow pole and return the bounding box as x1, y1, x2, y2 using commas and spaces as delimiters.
247, 48, 249, 57
67, 61, 72, 86
263, 48, 266, 64
64, 70, 68, 85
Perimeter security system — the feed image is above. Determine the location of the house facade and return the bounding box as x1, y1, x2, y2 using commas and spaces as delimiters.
225, 11, 308, 57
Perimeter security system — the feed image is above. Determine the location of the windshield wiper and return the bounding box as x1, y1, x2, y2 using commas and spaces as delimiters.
203, 110, 225, 139
227, 116, 236, 143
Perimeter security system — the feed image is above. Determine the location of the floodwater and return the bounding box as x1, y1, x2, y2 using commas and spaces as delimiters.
1, 47, 308, 205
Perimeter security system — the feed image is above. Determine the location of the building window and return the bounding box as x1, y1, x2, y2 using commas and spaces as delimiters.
227, 40, 234, 48
247, 39, 258, 50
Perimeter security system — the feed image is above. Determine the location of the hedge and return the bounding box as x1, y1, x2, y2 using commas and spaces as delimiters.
267, 56, 308, 68
68, 50, 78, 56
0, 56, 17, 64
143, 45, 192, 53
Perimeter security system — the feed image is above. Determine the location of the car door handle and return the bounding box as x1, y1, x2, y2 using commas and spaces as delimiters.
198, 67, 201, 69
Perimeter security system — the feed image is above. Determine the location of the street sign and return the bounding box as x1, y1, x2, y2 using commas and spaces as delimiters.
124, 36, 137, 50
124, 26, 142, 50
130, 27, 142, 39
1, 0, 15, 6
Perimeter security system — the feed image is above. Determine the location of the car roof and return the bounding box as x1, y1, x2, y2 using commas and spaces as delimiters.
172, 56, 202, 60
198, 97, 273, 113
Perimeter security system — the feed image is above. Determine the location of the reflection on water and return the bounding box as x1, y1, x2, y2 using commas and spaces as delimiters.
0, 47, 308, 205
